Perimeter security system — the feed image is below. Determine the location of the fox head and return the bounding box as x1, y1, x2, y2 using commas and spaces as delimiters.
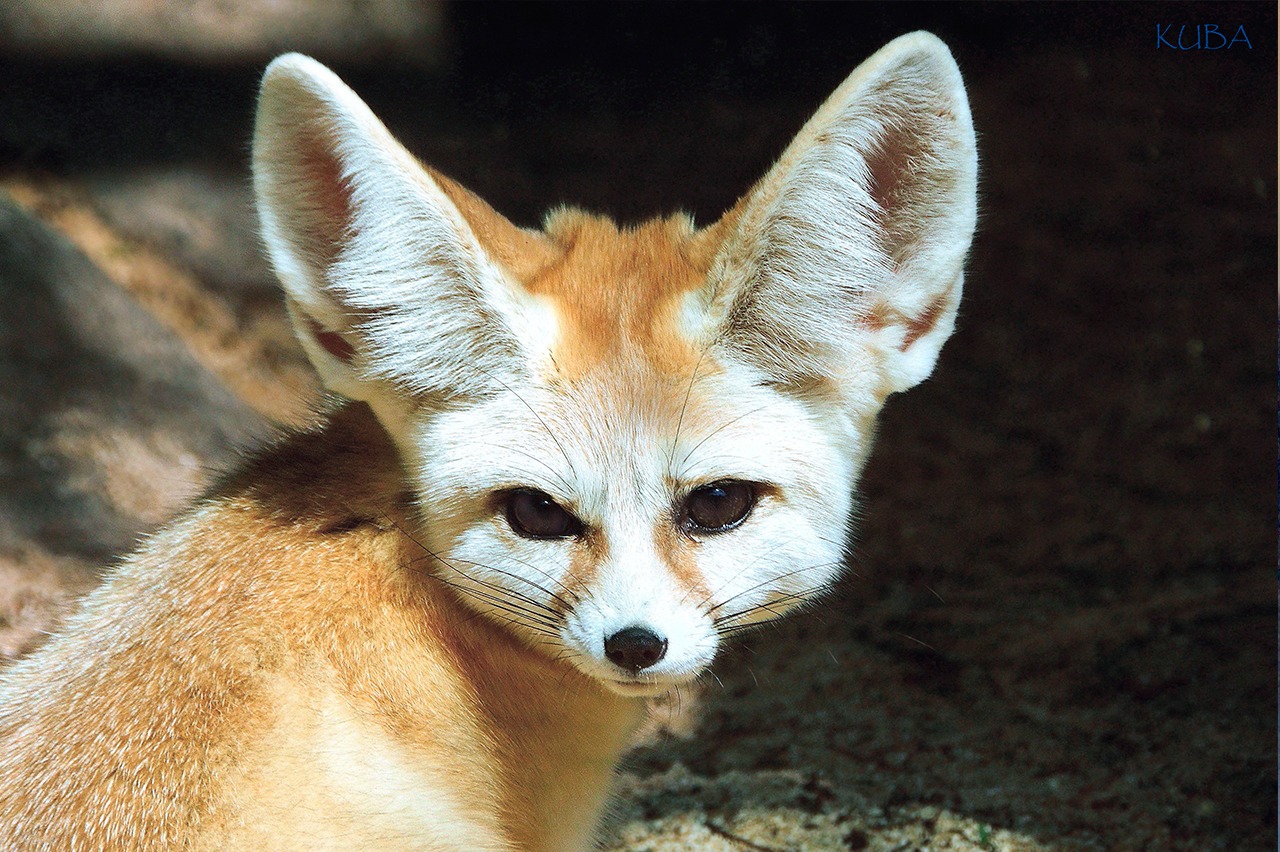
252, 33, 977, 697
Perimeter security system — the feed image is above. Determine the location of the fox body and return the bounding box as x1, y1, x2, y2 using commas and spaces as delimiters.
0, 32, 976, 851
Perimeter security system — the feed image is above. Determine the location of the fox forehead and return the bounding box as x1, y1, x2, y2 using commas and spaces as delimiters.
518, 208, 718, 381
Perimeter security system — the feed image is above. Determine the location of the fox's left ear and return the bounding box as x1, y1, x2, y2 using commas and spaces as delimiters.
252, 53, 556, 422
698, 32, 978, 402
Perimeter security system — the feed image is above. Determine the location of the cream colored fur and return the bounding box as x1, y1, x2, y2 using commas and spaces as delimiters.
0, 32, 976, 850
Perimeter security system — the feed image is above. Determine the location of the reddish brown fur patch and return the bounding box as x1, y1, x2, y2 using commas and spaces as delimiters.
558, 528, 608, 618
306, 316, 356, 362
652, 523, 710, 609
902, 295, 948, 350
863, 291, 952, 352
416, 171, 731, 384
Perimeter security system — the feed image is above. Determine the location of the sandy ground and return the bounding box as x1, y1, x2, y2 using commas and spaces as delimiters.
0, 5, 1273, 850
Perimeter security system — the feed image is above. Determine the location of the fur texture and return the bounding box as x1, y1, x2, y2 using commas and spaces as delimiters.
0, 32, 976, 850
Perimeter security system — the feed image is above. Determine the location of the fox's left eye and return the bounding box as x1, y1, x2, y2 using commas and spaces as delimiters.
505, 489, 584, 539
682, 480, 756, 533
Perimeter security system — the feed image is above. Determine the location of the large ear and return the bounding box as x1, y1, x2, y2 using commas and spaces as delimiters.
698, 32, 977, 402
252, 54, 556, 408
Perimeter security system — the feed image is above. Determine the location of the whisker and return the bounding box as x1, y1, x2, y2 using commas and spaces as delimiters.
712, 586, 830, 634
676, 402, 775, 476
385, 516, 557, 611
476, 442, 575, 496
437, 571, 563, 630
682, 532, 810, 609
445, 555, 576, 615
666, 346, 710, 474
385, 518, 565, 633
438, 581, 563, 634
553, 648, 590, 691
406, 553, 563, 623
483, 372, 581, 487
453, 598, 560, 640
701, 559, 826, 616
481, 610, 560, 640
475, 551, 586, 610
718, 585, 827, 618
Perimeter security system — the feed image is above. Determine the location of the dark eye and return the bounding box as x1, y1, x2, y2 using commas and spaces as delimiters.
682, 480, 756, 533
505, 489, 584, 539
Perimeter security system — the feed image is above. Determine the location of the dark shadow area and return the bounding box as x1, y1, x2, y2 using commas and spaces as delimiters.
0, 200, 266, 563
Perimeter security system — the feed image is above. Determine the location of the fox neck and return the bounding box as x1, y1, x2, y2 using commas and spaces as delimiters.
440, 596, 647, 852
305, 529, 648, 852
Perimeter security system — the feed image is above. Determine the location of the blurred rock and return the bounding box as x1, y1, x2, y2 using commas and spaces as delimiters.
0, 0, 443, 65
0, 194, 270, 657
88, 167, 275, 299
5, 179, 322, 425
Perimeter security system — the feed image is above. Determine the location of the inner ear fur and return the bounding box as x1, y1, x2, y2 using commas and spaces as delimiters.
702, 31, 978, 399
252, 53, 556, 402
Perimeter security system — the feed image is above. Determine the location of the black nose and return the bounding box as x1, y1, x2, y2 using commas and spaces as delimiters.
604, 626, 668, 673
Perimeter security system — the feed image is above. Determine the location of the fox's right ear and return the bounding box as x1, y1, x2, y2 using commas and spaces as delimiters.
252, 54, 556, 412
695, 32, 978, 409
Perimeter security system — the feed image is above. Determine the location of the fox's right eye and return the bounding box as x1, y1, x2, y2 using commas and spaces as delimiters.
682, 480, 756, 533
504, 489, 584, 540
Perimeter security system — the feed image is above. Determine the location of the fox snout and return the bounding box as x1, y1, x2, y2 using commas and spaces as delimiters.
557, 566, 718, 694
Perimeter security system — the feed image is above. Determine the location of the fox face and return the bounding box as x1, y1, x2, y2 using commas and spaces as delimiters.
252, 33, 977, 697
409, 262, 861, 694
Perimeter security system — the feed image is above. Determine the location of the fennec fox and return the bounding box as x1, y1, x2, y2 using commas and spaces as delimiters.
0, 32, 976, 851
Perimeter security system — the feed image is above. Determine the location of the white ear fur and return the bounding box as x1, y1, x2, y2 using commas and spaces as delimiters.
703, 31, 978, 400
252, 53, 544, 405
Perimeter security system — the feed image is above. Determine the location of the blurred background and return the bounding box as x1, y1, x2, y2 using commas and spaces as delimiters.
0, 3, 1274, 849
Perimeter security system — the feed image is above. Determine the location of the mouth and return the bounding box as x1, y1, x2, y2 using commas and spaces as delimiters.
604, 679, 673, 697
601, 673, 696, 697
